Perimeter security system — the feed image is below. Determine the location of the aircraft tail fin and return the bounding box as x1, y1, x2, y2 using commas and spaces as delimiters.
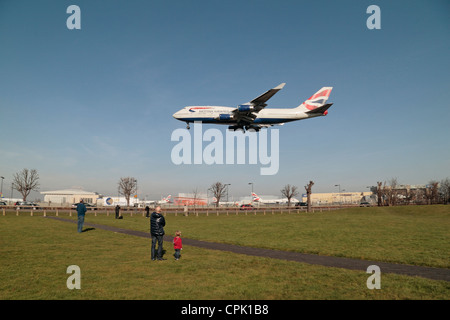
252, 192, 260, 202
296, 87, 333, 113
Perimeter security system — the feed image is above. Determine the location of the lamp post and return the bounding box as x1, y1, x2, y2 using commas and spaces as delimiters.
248, 182, 254, 202
335, 184, 341, 205
225, 184, 231, 203
10, 183, 14, 205
135, 179, 138, 206
0, 176, 4, 199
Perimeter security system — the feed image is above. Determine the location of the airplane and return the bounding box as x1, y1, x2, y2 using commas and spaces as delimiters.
172, 83, 333, 131
142, 195, 172, 206
211, 196, 239, 207
157, 195, 171, 204
252, 192, 299, 205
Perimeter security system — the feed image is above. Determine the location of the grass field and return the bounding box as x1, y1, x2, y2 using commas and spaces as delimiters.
1, 205, 449, 299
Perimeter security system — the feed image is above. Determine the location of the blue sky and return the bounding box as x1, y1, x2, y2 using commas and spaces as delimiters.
0, 0, 449, 200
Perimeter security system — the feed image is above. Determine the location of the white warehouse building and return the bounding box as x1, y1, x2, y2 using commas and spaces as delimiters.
40, 189, 101, 205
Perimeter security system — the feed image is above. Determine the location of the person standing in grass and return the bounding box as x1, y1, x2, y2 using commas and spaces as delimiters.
115, 205, 121, 219
76, 199, 87, 233
173, 231, 183, 260
150, 206, 166, 261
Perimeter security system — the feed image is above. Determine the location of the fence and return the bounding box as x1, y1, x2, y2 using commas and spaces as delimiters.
1, 205, 345, 217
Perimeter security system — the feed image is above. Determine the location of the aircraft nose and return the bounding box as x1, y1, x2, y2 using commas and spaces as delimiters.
172, 110, 180, 119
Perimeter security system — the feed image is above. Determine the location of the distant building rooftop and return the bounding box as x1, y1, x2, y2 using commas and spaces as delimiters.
40, 189, 99, 195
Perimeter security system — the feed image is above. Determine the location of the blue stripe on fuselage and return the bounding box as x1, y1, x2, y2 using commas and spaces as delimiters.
253, 118, 297, 124
176, 117, 297, 124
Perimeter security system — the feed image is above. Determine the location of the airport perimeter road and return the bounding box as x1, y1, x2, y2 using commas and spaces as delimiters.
45, 216, 450, 282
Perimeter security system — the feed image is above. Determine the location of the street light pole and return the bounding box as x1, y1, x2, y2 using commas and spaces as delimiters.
248, 182, 253, 202
335, 184, 341, 205
135, 179, 138, 206
225, 184, 231, 203
0, 176, 4, 199
10, 183, 14, 205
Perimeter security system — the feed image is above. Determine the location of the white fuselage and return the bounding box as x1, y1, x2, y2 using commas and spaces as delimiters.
172, 84, 333, 129
254, 197, 300, 204
173, 106, 316, 126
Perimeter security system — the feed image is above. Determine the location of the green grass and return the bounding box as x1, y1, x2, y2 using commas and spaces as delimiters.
166, 205, 450, 268
1, 205, 449, 299
37, 205, 449, 268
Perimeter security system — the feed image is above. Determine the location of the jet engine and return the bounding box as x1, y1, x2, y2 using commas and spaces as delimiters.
216, 114, 234, 121
237, 105, 254, 112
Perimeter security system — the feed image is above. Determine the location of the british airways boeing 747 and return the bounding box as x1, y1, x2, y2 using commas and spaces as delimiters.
172, 83, 334, 132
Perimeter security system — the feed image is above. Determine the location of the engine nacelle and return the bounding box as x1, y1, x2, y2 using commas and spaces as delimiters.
217, 114, 234, 121
237, 104, 254, 112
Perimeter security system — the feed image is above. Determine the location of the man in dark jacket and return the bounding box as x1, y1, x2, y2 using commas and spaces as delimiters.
115, 205, 121, 219
150, 206, 166, 260
76, 199, 87, 233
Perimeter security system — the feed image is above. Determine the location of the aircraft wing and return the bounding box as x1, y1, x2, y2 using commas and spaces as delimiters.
248, 83, 286, 108
232, 83, 285, 126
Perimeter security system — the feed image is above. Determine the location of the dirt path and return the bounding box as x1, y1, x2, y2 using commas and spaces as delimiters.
45, 216, 450, 282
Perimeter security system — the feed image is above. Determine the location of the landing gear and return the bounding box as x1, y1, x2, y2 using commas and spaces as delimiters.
245, 125, 260, 132
228, 125, 244, 132
186, 122, 190, 130
228, 125, 261, 132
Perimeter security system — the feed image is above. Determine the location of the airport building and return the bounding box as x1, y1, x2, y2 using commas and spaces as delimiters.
174, 192, 374, 206
300, 192, 374, 206
40, 189, 101, 205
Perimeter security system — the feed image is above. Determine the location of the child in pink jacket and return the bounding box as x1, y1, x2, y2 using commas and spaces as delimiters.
173, 230, 182, 260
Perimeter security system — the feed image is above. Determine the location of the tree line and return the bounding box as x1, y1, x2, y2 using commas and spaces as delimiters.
208, 180, 315, 212
375, 178, 450, 206
7, 168, 450, 208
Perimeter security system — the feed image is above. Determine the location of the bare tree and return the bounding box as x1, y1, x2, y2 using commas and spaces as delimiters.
425, 180, 439, 205
281, 184, 298, 207
440, 178, 450, 204
381, 181, 389, 206
404, 186, 414, 205
388, 178, 400, 206
414, 188, 425, 205
209, 182, 227, 207
118, 177, 137, 207
376, 182, 383, 206
381, 178, 399, 206
13, 168, 40, 201
304, 181, 314, 212
192, 187, 199, 213
424, 186, 432, 205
